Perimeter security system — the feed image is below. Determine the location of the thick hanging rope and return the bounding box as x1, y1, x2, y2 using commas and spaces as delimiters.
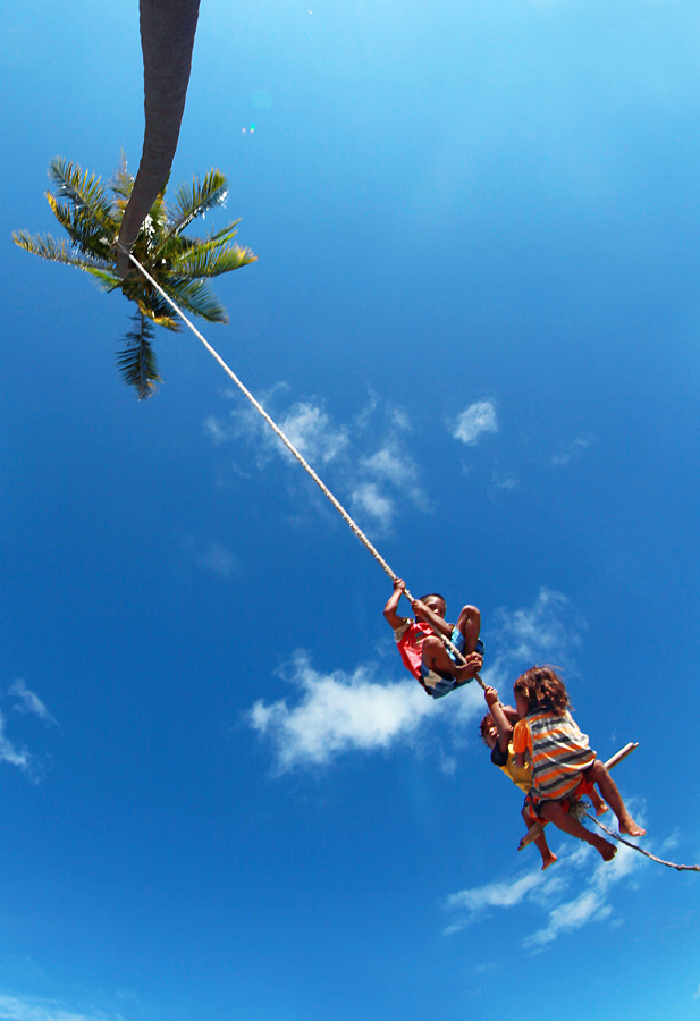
558, 743, 698, 872
582, 812, 700, 872
117, 243, 481, 682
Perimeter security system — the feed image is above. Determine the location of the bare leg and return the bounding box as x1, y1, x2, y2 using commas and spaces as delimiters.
540, 800, 617, 861
589, 788, 609, 816
519, 806, 556, 869
587, 760, 646, 836
455, 605, 481, 654
421, 635, 481, 683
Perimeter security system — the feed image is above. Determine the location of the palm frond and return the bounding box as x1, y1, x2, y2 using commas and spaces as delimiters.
164, 277, 229, 323
49, 157, 117, 233
12, 230, 113, 271
167, 242, 257, 279
117, 312, 162, 400
135, 293, 181, 331
45, 192, 114, 261
110, 151, 134, 200
156, 219, 240, 261
169, 170, 228, 234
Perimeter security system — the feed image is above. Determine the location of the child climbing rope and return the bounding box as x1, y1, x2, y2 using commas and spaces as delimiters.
512, 666, 645, 861
480, 685, 558, 870
383, 579, 483, 698
480, 684, 609, 870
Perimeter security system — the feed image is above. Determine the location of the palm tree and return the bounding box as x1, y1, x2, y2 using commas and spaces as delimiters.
117, 0, 202, 278
13, 154, 256, 399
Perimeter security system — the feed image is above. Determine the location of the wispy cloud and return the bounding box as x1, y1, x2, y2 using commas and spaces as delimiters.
549, 432, 595, 467
491, 471, 518, 491
202, 414, 230, 445
0, 711, 33, 774
444, 872, 545, 921
481, 587, 586, 691
444, 839, 643, 947
0, 995, 110, 1021
249, 653, 435, 772
523, 840, 639, 948
361, 443, 429, 512
9, 679, 58, 727
350, 482, 394, 528
453, 401, 498, 446
277, 402, 349, 465
205, 388, 428, 535
196, 541, 240, 579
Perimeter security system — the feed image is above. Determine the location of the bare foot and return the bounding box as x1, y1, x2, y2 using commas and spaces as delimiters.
540, 853, 557, 871
595, 801, 609, 817
517, 824, 544, 852
619, 819, 646, 837
593, 835, 617, 861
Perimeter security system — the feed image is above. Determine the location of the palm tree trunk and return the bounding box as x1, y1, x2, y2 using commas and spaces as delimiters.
117, 0, 201, 277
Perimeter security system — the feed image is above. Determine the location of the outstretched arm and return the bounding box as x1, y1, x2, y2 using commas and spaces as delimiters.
483, 686, 513, 753
384, 579, 410, 629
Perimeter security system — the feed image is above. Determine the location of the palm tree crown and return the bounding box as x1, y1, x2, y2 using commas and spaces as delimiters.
13, 155, 256, 398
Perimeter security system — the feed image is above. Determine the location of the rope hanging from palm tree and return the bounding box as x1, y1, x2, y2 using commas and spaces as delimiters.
117, 244, 700, 872
116, 242, 479, 682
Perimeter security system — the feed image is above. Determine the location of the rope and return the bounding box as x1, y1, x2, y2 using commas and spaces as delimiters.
583, 812, 700, 873
116, 243, 483, 684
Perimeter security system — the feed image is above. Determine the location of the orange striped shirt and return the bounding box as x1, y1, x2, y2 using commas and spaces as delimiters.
512, 711, 596, 802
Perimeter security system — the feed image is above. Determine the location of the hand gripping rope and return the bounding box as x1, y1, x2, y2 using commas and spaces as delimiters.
116, 242, 482, 685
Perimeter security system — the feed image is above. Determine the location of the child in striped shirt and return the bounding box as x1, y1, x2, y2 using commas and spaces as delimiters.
513, 666, 645, 862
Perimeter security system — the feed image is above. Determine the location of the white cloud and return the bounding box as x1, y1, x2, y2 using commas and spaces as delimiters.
197, 541, 239, 579
453, 401, 498, 445
549, 432, 595, 467
277, 403, 348, 465
491, 471, 518, 491
249, 653, 435, 772
523, 889, 610, 947
391, 408, 412, 431
204, 387, 428, 535
444, 836, 647, 950
0, 996, 109, 1021
523, 843, 638, 948
445, 871, 544, 914
361, 444, 428, 511
0, 711, 32, 773
482, 588, 586, 690
9, 679, 58, 727
203, 414, 230, 444
351, 482, 394, 528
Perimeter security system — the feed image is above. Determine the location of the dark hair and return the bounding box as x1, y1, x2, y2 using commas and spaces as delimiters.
480, 713, 495, 743
514, 666, 569, 716
418, 592, 446, 603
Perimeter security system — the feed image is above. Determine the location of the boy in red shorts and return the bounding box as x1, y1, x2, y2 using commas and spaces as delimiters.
383, 579, 483, 699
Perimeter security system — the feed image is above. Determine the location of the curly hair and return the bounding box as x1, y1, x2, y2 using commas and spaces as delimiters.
514, 666, 570, 716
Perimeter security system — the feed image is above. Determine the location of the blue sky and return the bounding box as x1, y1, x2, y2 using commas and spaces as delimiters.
3, 0, 700, 1018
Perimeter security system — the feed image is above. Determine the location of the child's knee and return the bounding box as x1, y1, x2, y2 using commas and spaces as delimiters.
421, 636, 442, 661
457, 605, 481, 633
